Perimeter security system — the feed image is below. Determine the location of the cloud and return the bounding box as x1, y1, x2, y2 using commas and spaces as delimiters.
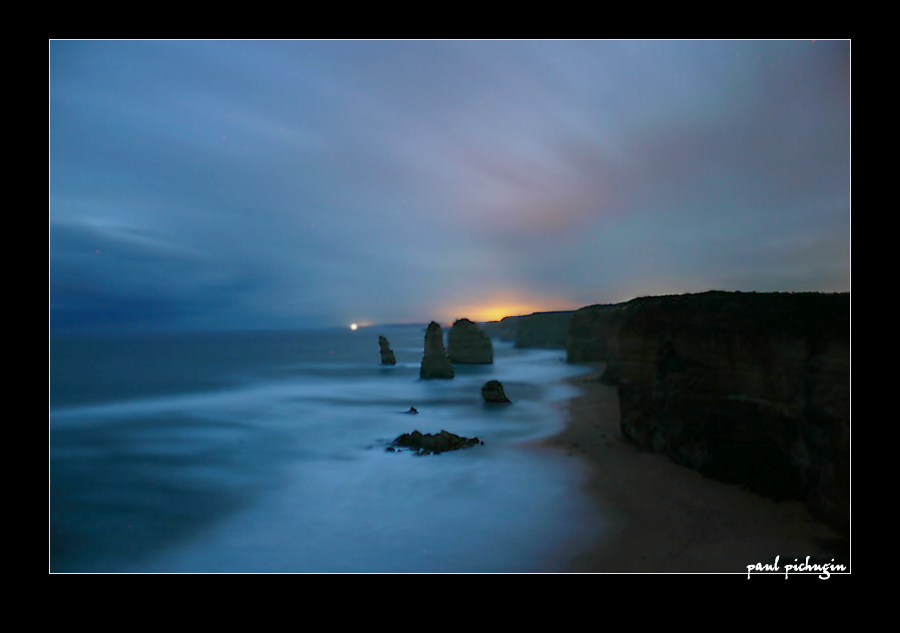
50, 40, 850, 331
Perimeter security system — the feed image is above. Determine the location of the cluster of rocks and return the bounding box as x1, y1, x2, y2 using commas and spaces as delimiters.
387, 429, 483, 455
418, 319, 494, 378
379, 319, 496, 378
374, 318, 514, 456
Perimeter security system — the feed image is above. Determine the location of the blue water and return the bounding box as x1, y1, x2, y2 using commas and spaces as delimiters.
50, 325, 606, 573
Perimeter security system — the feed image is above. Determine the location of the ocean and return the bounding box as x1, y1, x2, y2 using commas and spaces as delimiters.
50, 325, 606, 573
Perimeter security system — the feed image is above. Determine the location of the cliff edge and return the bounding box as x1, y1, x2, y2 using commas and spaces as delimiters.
569, 291, 850, 536
514, 310, 574, 349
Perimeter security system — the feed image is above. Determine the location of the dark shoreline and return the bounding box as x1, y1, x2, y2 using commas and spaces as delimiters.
540, 364, 848, 574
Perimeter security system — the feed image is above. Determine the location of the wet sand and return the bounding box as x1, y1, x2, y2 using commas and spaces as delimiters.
541, 364, 848, 575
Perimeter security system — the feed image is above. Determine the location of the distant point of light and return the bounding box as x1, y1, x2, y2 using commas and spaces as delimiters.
350, 323, 358, 330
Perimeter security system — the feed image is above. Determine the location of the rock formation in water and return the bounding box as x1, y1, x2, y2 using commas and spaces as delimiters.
419, 321, 454, 379
481, 380, 511, 403
378, 335, 396, 365
447, 318, 493, 364
387, 429, 483, 455
572, 291, 850, 535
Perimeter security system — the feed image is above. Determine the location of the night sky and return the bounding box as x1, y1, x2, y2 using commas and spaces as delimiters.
50, 40, 850, 332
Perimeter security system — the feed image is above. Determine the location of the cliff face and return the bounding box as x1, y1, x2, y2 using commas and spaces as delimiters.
514, 311, 574, 349
479, 317, 517, 342
447, 318, 493, 364
608, 291, 849, 533
479, 311, 575, 349
567, 300, 646, 363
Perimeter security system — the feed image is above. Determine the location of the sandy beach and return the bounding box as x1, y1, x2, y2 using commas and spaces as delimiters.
540, 364, 849, 575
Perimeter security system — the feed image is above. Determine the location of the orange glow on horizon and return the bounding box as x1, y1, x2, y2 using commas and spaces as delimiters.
446, 300, 576, 323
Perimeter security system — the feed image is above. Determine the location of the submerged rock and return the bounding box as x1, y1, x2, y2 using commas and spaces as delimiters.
419, 321, 454, 379
481, 380, 511, 403
388, 429, 483, 455
447, 318, 493, 364
378, 335, 396, 365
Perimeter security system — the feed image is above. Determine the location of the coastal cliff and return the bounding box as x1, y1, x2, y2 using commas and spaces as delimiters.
480, 311, 574, 349
567, 300, 648, 365
479, 317, 517, 342
514, 311, 574, 349
567, 291, 850, 535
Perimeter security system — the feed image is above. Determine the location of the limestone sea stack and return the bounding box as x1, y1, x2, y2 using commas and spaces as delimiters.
378, 335, 396, 365
419, 321, 454, 379
481, 380, 511, 403
447, 318, 493, 364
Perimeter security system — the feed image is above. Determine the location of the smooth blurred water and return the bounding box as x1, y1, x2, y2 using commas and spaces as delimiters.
50, 325, 606, 573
